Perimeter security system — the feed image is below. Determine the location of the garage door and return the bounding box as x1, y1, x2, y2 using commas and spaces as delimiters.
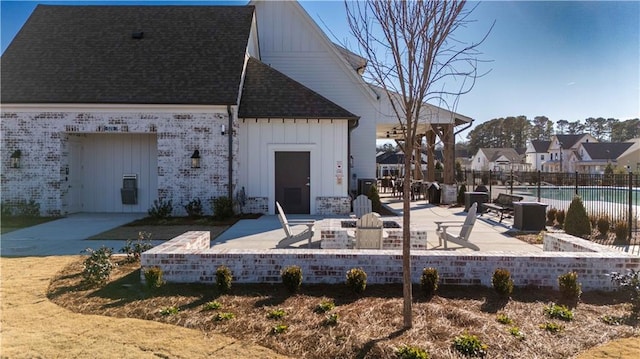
78, 134, 157, 213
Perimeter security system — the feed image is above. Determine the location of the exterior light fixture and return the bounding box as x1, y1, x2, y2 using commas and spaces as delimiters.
221, 124, 226, 136
191, 150, 201, 168
10, 150, 21, 168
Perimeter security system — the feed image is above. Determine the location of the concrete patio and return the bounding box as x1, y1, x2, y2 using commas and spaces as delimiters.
212, 193, 544, 252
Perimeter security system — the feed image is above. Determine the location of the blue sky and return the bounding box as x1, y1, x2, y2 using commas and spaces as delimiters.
2, 0, 639, 142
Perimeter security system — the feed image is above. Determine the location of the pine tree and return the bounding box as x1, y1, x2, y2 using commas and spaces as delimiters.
564, 196, 591, 237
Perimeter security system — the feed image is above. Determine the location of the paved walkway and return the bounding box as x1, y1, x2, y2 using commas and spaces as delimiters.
1, 196, 543, 256
0, 213, 156, 256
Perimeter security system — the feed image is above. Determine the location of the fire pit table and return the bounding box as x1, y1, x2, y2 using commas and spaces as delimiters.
317, 217, 427, 250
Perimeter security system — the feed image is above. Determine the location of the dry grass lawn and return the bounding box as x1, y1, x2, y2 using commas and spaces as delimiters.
40, 256, 640, 359
0, 256, 288, 359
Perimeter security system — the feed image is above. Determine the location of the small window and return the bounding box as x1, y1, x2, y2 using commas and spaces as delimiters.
541, 154, 545, 160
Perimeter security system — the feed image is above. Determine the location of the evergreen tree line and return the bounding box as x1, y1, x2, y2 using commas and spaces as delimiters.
464, 116, 639, 155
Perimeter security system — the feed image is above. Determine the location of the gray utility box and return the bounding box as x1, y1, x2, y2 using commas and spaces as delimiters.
358, 178, 376, 196
120, 174, 138, 205
464, 192, 489, 212
513, 202, 548, 231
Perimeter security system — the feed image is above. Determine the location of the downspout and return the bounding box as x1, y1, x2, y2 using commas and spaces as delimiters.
454, 118, 474, 136
348, 117, 360, 197
227, 105, 234, 200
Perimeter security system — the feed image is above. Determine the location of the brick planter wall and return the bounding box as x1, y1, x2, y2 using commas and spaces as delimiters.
142, 231, 640, 291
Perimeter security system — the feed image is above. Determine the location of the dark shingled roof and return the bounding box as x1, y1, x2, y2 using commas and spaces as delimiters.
555, 134, 586, 149
531, 140, 551, 153
239, 57, 358, 119
1, 5, 254, 104
581, 142, 633, 160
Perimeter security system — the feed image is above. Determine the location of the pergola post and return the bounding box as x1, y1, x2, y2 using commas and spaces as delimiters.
442, 124, 455, 184
425, 131, 436, 182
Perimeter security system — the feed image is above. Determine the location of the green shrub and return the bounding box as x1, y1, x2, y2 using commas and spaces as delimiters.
119, 231, 153, 262
16, 199, 40, 217
395, 344, 429, 359
144, 266, 165, 289
563, 196, 591, 237
203, 301, 222, 311
558, 272, 581, 302
589, 214, 599, 228
159, 306, 179, 316
539, 321, 563, 333
148, 198, 173, 219
267, 308, 286, 320
1, 201, 12, 217
555, 209, 566, 227
81, 246, 114, 287
492, 268, 514, 298
211, 196, 234, 220
544, 303, 574, 321
608, 269, 640, 317
496, 313, 513, 325
184, 198, 203, 217
214, 312, 235, 321
597, 216, 610, 235
546, 208, 557, 225
323, 313, 339, 327
346, 267, 367, 294
508, 326, 525, 340
314, 300, 336, 314
457, 183, 467, 205
368, 185, 382, 213
281, 265, 303, 293
216, 265, 233, 293
271, 324, 288, 334
452, 333, 487, 357
614, 221, 629, 242
420, 267, 439, 297
601, 315, 624, 325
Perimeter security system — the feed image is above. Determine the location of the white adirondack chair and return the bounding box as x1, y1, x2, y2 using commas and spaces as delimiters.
351, 212, 387, 249
434, 202, 480, 251
352, 194, 372, 218
275, 201, 315, 248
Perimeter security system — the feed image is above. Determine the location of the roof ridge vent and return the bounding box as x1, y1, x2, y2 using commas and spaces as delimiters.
132, 31, 144, 39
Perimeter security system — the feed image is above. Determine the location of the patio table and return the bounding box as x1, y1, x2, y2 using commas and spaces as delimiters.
317, 217, 427, 250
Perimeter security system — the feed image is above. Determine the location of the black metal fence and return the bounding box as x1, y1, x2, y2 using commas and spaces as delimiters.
461, 170, 639, 241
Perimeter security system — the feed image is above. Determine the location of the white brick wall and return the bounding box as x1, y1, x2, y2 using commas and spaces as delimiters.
1, 110, 238, 216
141, 231, 640, 291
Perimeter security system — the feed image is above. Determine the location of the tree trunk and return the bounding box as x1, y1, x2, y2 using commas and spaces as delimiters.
402, 151, 413, 328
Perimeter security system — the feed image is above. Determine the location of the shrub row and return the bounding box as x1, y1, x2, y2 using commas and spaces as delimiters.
147, 196, 235, 220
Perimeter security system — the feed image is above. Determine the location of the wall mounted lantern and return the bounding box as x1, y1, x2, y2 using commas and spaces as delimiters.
10, 150, 21, 168
191, 150, 201, 168
221, 124, 226, 136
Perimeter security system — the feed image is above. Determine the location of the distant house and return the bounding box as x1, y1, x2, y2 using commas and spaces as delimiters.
617, 138, 640, 173
470, 148, 528, 172
525, 140, 551, 171
574, 141, 635, 174
544, 134, 597, 172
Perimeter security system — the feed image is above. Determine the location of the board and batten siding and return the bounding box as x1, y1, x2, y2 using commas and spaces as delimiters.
253, 0, 381, 183
79, 133, 157, 213
238, 118, 348, 215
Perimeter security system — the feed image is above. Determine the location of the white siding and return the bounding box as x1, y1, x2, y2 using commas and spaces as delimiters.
238, 118, 348, 214
81, 134, 157, 213
253, 0, 380, 182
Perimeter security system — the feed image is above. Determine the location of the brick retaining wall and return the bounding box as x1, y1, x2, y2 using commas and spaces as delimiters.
141, 231, 640, 291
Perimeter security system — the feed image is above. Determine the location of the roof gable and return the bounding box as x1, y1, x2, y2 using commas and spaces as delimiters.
1, 5, 255, 105
239, 58, 358, 120
531, 140, 551, 153
581, 142, 634, 160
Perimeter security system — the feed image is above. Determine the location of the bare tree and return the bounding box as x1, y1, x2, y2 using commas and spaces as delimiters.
345, 0, 490, 328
